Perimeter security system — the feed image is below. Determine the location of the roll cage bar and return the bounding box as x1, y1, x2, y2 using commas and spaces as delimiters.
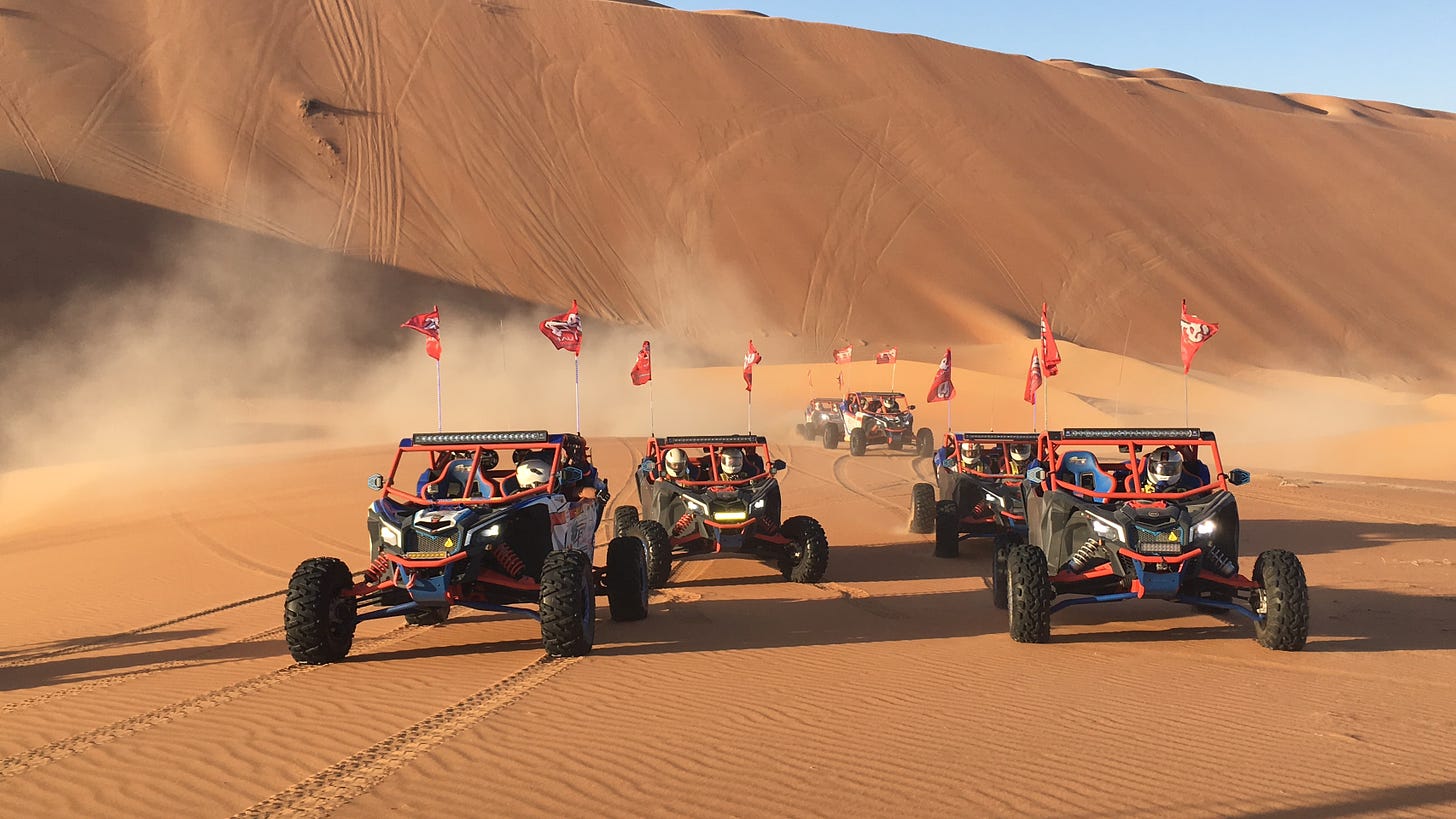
380, 430, 590, 506
1035, 428, 1227, 502
645, 435, 775, 488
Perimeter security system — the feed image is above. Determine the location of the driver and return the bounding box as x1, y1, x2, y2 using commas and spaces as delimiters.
514, 458, 550, 491
719, 448, 747, 481
1141, 446, 1195, 493
1007, 443, 1033, 476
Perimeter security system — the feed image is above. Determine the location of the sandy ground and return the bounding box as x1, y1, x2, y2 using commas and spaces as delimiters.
2, 435, 1454, 818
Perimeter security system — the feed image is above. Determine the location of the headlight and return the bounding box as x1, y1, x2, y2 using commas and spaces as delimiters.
1194, 520, 1216, 537
483, 524, 501, 538
1086, 513, 1125, 543
685, 498, 709, 514
380, 525, 400, 546
985, 492, 1005, 506
753, 499, 765, 510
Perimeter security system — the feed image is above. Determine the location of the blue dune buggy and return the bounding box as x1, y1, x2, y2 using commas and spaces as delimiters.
283, 430, 649, 664
1005, 427, 1309, 650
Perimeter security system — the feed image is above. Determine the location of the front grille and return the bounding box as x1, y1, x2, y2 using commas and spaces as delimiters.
407, 529, 458, 554
1134, 525, 1184, 555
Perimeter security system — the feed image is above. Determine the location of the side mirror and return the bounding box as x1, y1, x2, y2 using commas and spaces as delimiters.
908, 405, 916, 411
1228, 468, 1251, 486
771, 459, 787, 473
1024, 466, 1047, 484
367, 473, 385, 491
558, 466, 584, 485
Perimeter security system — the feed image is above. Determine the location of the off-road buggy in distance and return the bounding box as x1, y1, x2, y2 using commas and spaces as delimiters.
283, 431, 649, 664
1003, 427, 1309, 650
796, 397, 844, 443
616, 434, 828, 587
821, 391, 935, 456
911, 433, 1036, 597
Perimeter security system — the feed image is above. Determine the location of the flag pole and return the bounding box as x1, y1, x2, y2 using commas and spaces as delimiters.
891, 360, 896, 392
435, 358, 443, 432
1184, 371, 1189, 427
650, 378, 656, 436
574, 353, 581, 434
748, 385, 753, 433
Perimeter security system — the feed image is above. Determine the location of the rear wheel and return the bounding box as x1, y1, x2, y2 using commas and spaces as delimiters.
822, 425, 840, 450
284, 557, 357, 664
1007, 544, 1053, 643
849, 428, 868, 456
888, 436, 904, 451
630, 519, 674, 589
605, 535, 649, 622
933, 500, 960, 558
915, 428, 935, 457
908, 482, 936, 534
613, 505, 639, 539
404, 606, 450, 626
540, 549, 595, 657
1252, 550, 1309, 651
779, 516, 829, 583
991, 533, 1016, 610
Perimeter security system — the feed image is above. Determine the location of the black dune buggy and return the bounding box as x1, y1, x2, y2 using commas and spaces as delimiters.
796, 397, 844, 442
910, 433, 1036, 599
821, 391, 935, 456
614, 434, 829, 587
1003, 427, 1309, 650
283, 430, 649, 664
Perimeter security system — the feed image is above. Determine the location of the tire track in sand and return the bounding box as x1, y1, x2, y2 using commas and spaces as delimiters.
232, 657, 580, 818
0, 626, 418, 778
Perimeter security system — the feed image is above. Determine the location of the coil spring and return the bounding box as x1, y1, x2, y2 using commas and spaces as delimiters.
1202, 544, 1237, 577
1066, 539, 1103, 572
364, 553, 391, 583
494, 544, 526, 578
671, 512, 696, 538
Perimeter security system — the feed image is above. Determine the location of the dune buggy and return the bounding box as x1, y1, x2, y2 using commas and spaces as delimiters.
283, 430, 649, 664
822, 391, 934, 456
796, 397, 844, 442
615, 434, 828, 587
911, 432, 1036, 596
1002, 427, 1308, 650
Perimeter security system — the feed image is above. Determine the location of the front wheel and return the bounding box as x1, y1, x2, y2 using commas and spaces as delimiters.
1251, 550, 1309, 651
908, 482, 936, 534
915, 428, 935, 457
933, 500, 960, 558
284, 557, 357, 664
1007, 544, 1052, 643
605, 535, 649, 622
849, 428, 868, 456
540, 550, 595, 657
779, 516, 829, 583
629, 519, 674, 589
822, 425, 840, 450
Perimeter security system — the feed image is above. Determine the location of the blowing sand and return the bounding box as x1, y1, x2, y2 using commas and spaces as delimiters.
2, 0, 1455, 816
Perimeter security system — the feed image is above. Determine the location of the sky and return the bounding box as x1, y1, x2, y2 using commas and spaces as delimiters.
668, 1, 1456, 112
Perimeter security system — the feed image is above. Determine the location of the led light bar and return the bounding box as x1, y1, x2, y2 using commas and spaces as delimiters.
410, 431, 551, 446
1060, 428, 1202, 440
662, 435, 766, 445
712, 511, 748, 521
954, 432, 1039, 441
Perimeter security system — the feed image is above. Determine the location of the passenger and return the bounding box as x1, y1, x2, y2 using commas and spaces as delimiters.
663, 448, 695, 481
719, 448, 748, 481
1006, 443, 1034, 476
865, 397, 884, 413
884, 396, 901, 413
1177, 445, 1212, 486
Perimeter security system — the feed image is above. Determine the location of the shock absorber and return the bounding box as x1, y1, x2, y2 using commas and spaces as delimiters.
1065, 539, 1103, 572
1201, 544, 1237, 577
363, 553, 391, 583
492, 544, 526, 578
671, 512, 696, 538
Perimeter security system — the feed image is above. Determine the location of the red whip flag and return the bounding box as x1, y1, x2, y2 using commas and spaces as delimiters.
401, 306, 442, 361
1024, 349, 1043, 405
1180, 299, 1220, 374
876, 347, 897, 365
539, 300, 583, 354
1040, 302, 1061, 376
630, 340, 652, 386
743, 340, 762, 391
833, 345, 853, 365
926, 349, 955, 403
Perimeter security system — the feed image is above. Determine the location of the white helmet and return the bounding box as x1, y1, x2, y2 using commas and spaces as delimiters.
1009, 443, 1033, 464
959, 441, 978, 466
515, 459, 550, 489
664, 448, 689, 478
720, 448, 744, 476
1147, 447, 1183, 485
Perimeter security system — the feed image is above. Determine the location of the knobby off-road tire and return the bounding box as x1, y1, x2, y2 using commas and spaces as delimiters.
780, 516, 829, 583
916, 428, 935, 457
1252, 550, 1309, 651
888, 436, 904, 451
849, 428, 868, 456
613, 505, 639, 539
629, 519, 674, 589
1007, 544, 1053, 643
405, 606, 450, 626
908, 482, 936, 534
822, 426, 840, 450
284, 557, 357, 664
991, 532, 1016, 610
933, 500, 960, 558
605, 535, 650, 622
540, 549, 595, 657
